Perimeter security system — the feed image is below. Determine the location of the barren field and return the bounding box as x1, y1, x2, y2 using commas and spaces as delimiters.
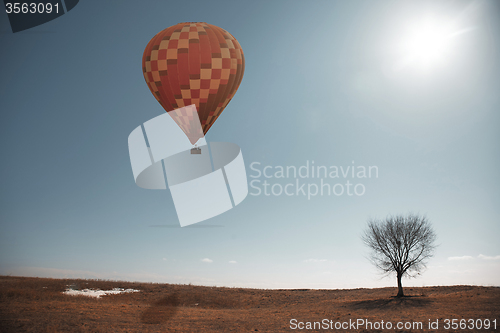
0, 276, 498, 332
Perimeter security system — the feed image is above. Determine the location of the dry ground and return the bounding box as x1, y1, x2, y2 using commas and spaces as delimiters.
0, 276, 498, 332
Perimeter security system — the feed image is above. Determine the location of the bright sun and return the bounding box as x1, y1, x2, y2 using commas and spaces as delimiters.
407, 25, 450, 65
397, 17, 472, 71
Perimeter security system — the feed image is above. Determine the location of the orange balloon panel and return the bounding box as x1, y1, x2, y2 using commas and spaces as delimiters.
142, 22, 245, 135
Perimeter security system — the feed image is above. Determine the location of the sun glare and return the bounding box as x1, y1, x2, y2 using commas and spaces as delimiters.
396, 16, 472, 71
406, 24, 450, 65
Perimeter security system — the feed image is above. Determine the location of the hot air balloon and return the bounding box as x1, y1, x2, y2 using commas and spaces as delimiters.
142, 22, 245, 149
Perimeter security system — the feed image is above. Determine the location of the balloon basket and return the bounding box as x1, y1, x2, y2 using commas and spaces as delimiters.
191, 147, 201, 154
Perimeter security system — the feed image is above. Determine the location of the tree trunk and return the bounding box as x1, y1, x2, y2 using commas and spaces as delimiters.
396, 273, 404, 297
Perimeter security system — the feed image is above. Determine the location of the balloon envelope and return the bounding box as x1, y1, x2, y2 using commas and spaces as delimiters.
167, 104, 203, 145
142, 22, 245, 138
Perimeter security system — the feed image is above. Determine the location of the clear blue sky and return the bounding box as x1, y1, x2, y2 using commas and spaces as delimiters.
1, 0, 499, 289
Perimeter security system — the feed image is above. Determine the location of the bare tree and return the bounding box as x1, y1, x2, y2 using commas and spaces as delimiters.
362, 213, 437, 297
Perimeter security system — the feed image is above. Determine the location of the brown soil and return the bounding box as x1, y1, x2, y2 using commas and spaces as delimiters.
0, 276, 498, 332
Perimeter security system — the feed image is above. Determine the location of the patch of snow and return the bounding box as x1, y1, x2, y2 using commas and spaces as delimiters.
62, 287, 140, 298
